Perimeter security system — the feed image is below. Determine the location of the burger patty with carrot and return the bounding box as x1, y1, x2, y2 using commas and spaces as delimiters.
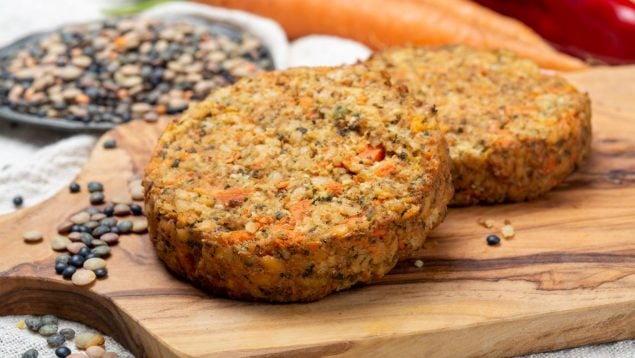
367, 46, 592, 205
143, 63, 453, 302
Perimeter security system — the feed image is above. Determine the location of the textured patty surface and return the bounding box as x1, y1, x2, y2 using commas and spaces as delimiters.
367, 46, 592, 205
144, 64, 453, 302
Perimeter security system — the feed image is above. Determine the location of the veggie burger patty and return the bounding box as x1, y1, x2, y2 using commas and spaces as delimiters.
367, 46, 592, 205
144, 64, 453, 302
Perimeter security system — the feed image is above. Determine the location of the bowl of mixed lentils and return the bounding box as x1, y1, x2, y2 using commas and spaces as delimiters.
0, 16, 275, 132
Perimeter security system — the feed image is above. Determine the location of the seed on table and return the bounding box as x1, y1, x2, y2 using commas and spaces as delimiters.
56, 254, 71, 265
55, 346, 72, 358
90, 213, 106, 221
102, 206, 114, 217
25, 317, 43, 331
89, 192, 105, 205
84, 257, 107, 271
39, 324, 58, 336
86, 346, 106, 358
13, 195, 24, 207
486, 234, 501, 246
87, 181, 104, 193
112, 195, 132, 205
72, 269, 96, 286
78, 225, 91, 233
80, 233, 95, 246
23, 230, 43, 243
109, 226, 120, 234
100, 233, 119, 245
84, 221, 100, 230
68, 232, 82, 242
47, 333, 66, 347
51, 236, 71, 251
92, 239, 107, 246
100, 217, 117, 227
67, 242, 86, 254
60, 327, 75, 340
69, 182, 81, 193
103, 139, 117, 149
95, 268, 108, 279
92, 245, 111, 257
70, 212, 90, 225
79, 246, 92, 257
117, 220, 133, 233
70, 225, 82, 233
85, 207, 101, 215
57, 221, 74, 235
21, 349, 39, 358
132, 218, 148, 233
129, 203, 143, 216
42, 314, 58, 325
62, 265, 77, 279
130, 185, 144, 201
17, 319, 26, 329
113, 203, 130, 216
69, 254, 86, 267
92, 225, 110, 237
75, 332, 105, 349
55, 262, 68, 274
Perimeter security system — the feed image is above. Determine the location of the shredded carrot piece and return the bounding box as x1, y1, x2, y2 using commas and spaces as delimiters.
359, 146, 385, 163
213, 187, 254, 206
374, 161, 396, 177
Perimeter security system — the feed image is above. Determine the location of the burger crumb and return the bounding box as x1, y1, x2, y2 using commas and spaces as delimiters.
478, 218, 495, 228
501, 224, 515, 239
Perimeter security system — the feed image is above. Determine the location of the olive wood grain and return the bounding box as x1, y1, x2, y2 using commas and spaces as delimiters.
1, 66, 634, 358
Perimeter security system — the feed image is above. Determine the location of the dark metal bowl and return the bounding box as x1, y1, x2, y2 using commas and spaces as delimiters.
0, 16, 273, 133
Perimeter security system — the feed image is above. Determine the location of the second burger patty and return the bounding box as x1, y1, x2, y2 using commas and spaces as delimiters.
368, 45, 592, 205
144, 63, 453, 302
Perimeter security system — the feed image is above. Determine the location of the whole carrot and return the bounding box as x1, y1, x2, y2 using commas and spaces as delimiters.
196, 0, 587, 71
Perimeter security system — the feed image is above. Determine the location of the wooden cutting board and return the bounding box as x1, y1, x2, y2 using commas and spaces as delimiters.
1, 66, 634, 358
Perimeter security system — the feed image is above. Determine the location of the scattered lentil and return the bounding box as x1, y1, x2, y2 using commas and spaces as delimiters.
103, 139, 117, 149
42, 315, 58, 325
25, 317, 43, 331
68, 232, 82, 242
486, 234, 501, 246
89, 192, 105, 205
79, 246, 92, 257
92, 225, 110, 237
39, 324, 59, 336
116, 220, 132, 233
56, 254, 71, 265
102, 206, 114, 217
113, 203, 130, 216
72, 269, 97, 286
69, 182, 81, 193
92, 245, 111, 257
86, 346, 106, 358
47, 333, 66, 347
413, 259, 424, 268
129, 203, 143, 216
87, 182, 104, 193
52, 236, 72, 251
55, 262, 68, 274
70, 212, 90, 225
95, 268, 108, 279
69, 254, 86, 267
131, 218, 148, 233
55, 346, 72, 358
100, 233, 119, 245
60, 327, 76, 340
23, 230, 43, 243
84, 257, 107, 271
13, 195, 24, 207
62, 265, 77, 279
57, 221, 74, 235
67, 243, 86, 255
21, 349, 39, 358
75, 332, 105, 349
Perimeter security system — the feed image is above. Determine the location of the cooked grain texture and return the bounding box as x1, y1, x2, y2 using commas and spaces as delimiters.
368, 46, 592, 205
144, 64, 453, 302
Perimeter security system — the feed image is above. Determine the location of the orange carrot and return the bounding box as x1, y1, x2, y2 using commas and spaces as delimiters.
197, 0, 587, 71
289, 199, 311, 224
359, 146, 385, 164
213, 187, 254, 206
374, 161, 396, 177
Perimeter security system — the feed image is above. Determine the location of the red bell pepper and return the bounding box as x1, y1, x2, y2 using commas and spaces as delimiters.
474, 0, 635, 65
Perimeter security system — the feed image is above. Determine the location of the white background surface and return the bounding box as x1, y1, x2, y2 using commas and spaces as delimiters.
0, 1, 632, 357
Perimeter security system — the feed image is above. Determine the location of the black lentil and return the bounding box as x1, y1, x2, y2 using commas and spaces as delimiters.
87, 181, 104, 193
21, 349, 39, 358
486, 234, 501, 246
78, 246, 92, 257
69, 182, 81, 193
54, 346, 71, 358
47, 334, 66, 348
95, 268, 108, 278
59, 328, 75, 340
92, 225, 110, 237
103, 138, 117, 149
129, 203, 143, 215
89, 192, 105, 205
55, 262, 67, 274
13, 195, 24, 207
103, 206, 115, 217
69, 254, 85, 267
62, 265, 77, 279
